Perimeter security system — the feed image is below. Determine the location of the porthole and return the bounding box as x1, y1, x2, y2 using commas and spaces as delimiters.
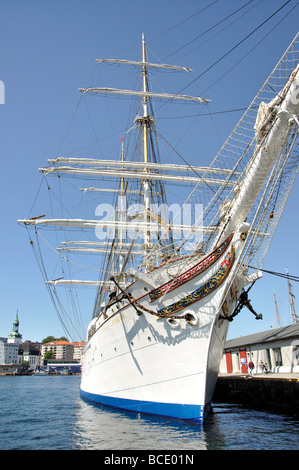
185, 312, 198, 326
144, 287, 149, 292
147, 336, 152, 342
167, 318, 180, 329
130, 341, 134, 347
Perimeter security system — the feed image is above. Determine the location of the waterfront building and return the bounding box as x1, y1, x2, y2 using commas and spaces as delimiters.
41, 340, 85, 363
220, 324, 299, 374
72, 341, 84, 360
0, 312, 24, 374
19, 341, 42, 371
41, 340, 83, 373
44, 359, 81, 374
0, 337, 20, 366
0, 363, 21, 374
42, 340, 74, 361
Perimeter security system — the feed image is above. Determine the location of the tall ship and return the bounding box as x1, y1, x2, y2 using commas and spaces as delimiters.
19, 33, 299, 423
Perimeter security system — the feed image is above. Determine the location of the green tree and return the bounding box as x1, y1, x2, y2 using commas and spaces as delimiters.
21, 360, 30, 371
42, 336, 69, 343
42, 336, 56, 344
43, 349, 54, 365
44, 350, 54, 360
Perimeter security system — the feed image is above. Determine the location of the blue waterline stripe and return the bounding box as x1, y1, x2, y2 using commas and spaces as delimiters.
80, 388, 208, 423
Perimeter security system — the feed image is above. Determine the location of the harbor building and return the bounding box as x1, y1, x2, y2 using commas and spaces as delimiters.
0, 338, 20, 370
19, 341, 41, 371
41, 340, 74, 361
41, 340, 84, 362
41, 340, 84, 373
0, 314, 43, 373
73, 341, 85, 360
0, 311, 23, 374
1, 313, 83, 374
220, 324, 299, 375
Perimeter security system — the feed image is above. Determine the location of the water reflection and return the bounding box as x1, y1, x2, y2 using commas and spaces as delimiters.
1, 376, 297, 450
72, 397, 299, 450
73, 399, 209, 450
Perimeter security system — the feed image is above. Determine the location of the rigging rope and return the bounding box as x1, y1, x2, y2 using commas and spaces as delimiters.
248, 265, 299, 282
149, 0, 220, 43
28, 229, 78, 341
162, 0, 256, 61
156, 0, 293, 111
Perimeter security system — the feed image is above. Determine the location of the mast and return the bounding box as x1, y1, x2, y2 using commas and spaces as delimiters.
19, 35, 210, 276
286, 267, 298, 324
119, 141, 125, 272
273, 290, 281, 328
141, 33, 151, 258
78, 33, 208, 270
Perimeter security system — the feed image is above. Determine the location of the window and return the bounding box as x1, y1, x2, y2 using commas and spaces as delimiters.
292, 341, 299, 366
266, 348, 272, 370
273, 347, 283, 367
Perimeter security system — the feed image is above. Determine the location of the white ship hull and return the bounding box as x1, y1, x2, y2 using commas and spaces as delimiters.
80, 225, 248, 423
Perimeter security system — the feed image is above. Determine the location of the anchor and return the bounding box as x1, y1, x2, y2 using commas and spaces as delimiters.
220, 284, 263, 322
238, 290, 263, 320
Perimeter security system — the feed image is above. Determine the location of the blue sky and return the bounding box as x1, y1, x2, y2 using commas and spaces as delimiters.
0, 0, 298, 342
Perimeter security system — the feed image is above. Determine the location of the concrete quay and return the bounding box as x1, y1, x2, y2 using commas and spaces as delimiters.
213, 373, 299, 415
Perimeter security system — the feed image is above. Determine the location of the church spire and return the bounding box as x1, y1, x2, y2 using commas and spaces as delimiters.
8, 310, 22, 343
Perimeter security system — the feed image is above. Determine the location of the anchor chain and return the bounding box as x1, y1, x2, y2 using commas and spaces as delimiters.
109, 276, 188, 320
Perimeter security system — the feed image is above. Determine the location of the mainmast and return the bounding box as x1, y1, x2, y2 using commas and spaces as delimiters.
141, 33, 151, 255
68, 35, 209, 268
19, 34, 210, 272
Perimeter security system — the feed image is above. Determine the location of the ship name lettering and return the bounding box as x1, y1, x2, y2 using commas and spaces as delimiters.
100, 312, 127, 335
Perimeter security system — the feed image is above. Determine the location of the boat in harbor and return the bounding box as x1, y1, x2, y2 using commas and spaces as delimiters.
18, 33, 299, 423
34, 369, 48, 376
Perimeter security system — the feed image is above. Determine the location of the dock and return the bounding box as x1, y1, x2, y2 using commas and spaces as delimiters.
213, 373, 299, 415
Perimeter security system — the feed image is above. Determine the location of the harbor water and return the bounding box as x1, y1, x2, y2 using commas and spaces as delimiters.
0, 375, 298, 451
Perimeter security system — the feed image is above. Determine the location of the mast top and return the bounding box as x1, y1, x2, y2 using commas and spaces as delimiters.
85, 33, 209, 103
96, 33, 192, 73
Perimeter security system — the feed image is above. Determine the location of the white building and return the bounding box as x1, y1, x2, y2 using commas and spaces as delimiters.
0, 337, 20, 365
72, 342, 84, 361
0, 311, 23, 370
19, 341, 41, 371
220, 324, 299, 374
